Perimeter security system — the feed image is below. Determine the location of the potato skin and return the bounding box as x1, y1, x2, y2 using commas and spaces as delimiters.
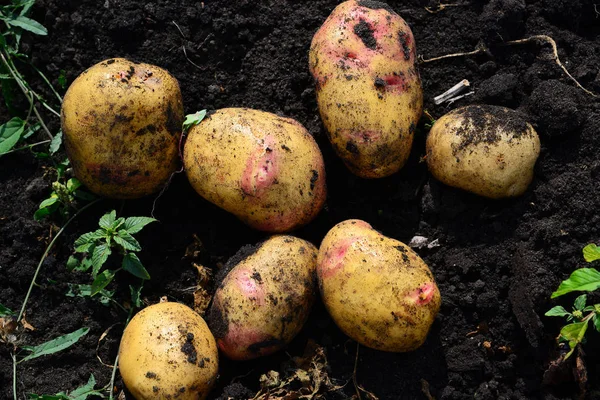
317, 220, 441, 352
309, 0, 423, 178
183, 108, 326, 232
61, 58, 184, 199
119, 302, 218, 400
426, 105, 541, 198
208, 235, 318, 360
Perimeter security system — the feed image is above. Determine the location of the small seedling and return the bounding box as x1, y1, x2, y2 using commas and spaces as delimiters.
28, 374, 104, 399
546, 244, 600, 359
183, 109, 207, 132
34, 159, 96, 221
67, 210, 156, 297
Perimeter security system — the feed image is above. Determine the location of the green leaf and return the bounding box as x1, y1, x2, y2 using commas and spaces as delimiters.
558, 321, 588, 360
8, 16, 47, 35
38, 195, 59, 209
20, 327, 89, 362
98, 210, 116, 230
594, 314, 600, 333
27, 394, 68, 400
114, 230, 141, 252
66, 283, 113, 306
66, 178, 81, 193
551, 268, 600, 298
583, 244, 600, 263
0, 117, 25, 155
22, 122, 41, 140
69, 374, 104, 400
0, 303, 15, 317
122, 253, 150, 280
122, 216, 157, 234
111, 217, 125, 230
66, 255, 80, 271
91, 270, 116, 296
91, 243, 111, 276
130, 284, 143, 308
34, 200, 59, 221
74, 230, 105, 252
183, 110, 207, 131
545, 306, 571, 318
574, 295, 587, 311
49, 131, 62, 155
58, 70, 67, 89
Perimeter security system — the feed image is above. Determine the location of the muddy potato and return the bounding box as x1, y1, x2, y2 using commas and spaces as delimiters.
119, 302, 218, 400
309, 0, 423, 178
208, 235, 318, 360
61, 58, 184, 199
317, 220, 441, 352
183, 108, 326, 232
426, 105, 541, 198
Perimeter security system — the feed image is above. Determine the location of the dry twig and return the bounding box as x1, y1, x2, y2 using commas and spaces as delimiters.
425, 2, 469, 14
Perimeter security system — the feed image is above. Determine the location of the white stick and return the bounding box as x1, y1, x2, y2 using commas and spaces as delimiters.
434, 79, 470, 105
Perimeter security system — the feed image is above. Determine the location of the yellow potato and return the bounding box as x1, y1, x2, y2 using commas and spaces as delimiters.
317, 219, 441, 352
183, 108, 326, 232
309, 0, 423, 178
61, 58, 184, 199
119, 302, 218, 400
426, 105, 541, 198
208, 235, 317, 360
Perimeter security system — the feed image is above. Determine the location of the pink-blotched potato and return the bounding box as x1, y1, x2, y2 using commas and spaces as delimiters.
183, 108, 326, 232
309, 0, 423, 178
317, 220, 441, 352
208, 235, 318, 360
61, 58, 184, 199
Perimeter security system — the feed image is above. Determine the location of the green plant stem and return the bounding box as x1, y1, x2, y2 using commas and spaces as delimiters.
2, 139, 51, 155
31, 64, 62, 103
17, 198, 102, 322
0, 50, 54, 139
11, 352, 17, 400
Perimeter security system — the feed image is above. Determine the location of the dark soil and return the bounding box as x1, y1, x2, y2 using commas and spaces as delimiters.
1, 0, 600, 399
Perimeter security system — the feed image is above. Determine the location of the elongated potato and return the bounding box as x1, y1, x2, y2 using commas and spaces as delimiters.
61, 58, 184, 199
208, 235, 318, 360
183, 108, 326, 232
317, 220, 441, 352
119, 302, 218, 400
426, 105, 541, 198
309, 0, 423, 178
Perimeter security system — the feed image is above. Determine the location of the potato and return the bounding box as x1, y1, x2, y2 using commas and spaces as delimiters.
61, 58, 184, 199
426, 105, 541, 198
208, 235, 318, 360
119, 302, 218, 400
317, 220, 441, 352
183, 108, 326, 232
309, 0, 423, 178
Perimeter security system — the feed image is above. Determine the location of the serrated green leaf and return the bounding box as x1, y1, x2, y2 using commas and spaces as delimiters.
74, 230, 105, 251
8, 16, 47, 35
91, 243, 111, 276
545, 306, 571, 318
114, 230, 141, 252
20, 327, 89, 362
122, 216, 157, 234
551, 268, 600, 298
0, 117, 25, 155
583, 244, 600, 263
574, 295, 587, 311
65, 283, 113, 306
49, 131, 62, 155
91, 270, 116, 296
66, 178, 81, 193
0, 303, 15, 317
111, 217, 125, 230
98, 210, 116, 229
69, 374, 104, 400
183, 109, 207, 131
122, 253, 150, 280
558, 321, 588, 360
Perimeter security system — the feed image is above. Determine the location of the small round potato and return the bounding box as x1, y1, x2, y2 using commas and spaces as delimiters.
119, 302, 218, 400
309, 0, 423, 178
426, 105, 541, 198
317, 220, 441, 352
183, 108, 326, 232
61, 58, 184, 199
208, 235, 318, 360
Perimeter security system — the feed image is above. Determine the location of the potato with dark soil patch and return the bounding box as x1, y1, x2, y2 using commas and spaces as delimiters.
61, 58, 184, 199
426, 105, 541, 198
119, 302, 218, 400
183, 108, 326, 232
317, 220, 441, 352
309, 0, 423, 178
208, 235, 318, 360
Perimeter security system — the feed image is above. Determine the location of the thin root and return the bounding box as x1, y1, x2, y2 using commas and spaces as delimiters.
421, 379, 435, 400
419, 42, 487, 63
425, 2, 469, 14
504, 35, 597, 97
